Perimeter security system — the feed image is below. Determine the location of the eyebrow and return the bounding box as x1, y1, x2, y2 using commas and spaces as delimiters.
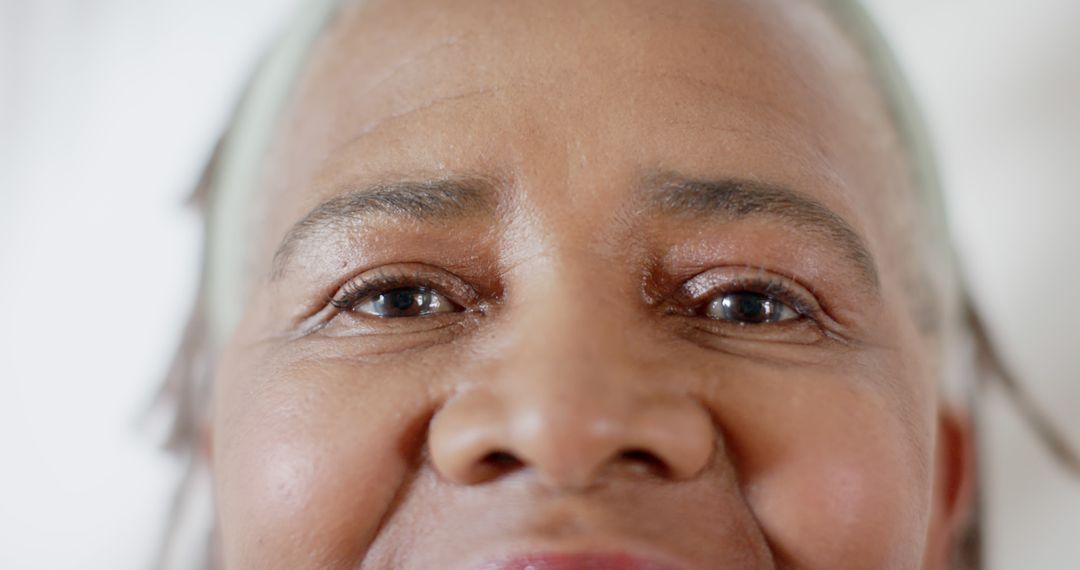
646, 175, 880, 289
271, 172, 879, 290
271, 176, 498, 279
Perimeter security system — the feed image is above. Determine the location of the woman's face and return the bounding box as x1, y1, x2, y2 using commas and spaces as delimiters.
212, 0, 972, 568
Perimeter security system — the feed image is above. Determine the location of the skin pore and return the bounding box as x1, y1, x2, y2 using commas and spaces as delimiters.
209, 0, 975, 568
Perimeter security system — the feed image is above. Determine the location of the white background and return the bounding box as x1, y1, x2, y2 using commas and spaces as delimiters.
1, 1, 1078, 568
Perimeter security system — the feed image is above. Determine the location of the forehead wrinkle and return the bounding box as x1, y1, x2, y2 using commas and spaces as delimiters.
634, 68, 851, 192
340, 84, 505, 150
327, 69, 821, 171
322, 31, 477, 111
326, 45, 847, 158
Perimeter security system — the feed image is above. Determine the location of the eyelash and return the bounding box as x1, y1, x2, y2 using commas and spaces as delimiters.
682, 275, 816, 319
327, 265, 819, 326
329, 266, 474, 313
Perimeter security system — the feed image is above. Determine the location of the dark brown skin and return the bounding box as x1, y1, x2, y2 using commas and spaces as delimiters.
210, 0, 975, 568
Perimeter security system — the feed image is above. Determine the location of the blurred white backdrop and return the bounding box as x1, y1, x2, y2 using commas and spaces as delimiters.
1, 1, 1077, 568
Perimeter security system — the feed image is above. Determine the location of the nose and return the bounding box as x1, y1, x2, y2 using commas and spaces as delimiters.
429, 388, 715, 489
428, 290, 716, 490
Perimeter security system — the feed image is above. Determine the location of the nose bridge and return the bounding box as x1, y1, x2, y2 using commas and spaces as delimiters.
498, 255, 655, 425
427, 258, 716, 489
510, 258, 639, 393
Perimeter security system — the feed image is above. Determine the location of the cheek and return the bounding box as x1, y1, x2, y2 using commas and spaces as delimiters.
735, 381, 934, 570
750, 441, 927, 569
213, 355, 430, 569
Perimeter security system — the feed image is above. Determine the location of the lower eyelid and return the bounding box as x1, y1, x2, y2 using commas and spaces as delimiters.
321, 312, 471, 337
679, 315, 828, 345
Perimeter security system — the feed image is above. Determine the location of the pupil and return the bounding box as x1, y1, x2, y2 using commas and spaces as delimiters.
722, 293, 773, 323
386, 289, 421, 312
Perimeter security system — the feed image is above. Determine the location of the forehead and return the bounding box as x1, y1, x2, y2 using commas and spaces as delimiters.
256, 0, 908, 272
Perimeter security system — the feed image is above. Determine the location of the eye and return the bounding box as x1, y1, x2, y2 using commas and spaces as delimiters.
324, 264, 476, 325
300, 264, 482, 340
671, 267, 819, 328
351, 286, 460, 318
662, 267, 843, 348
704, 291, 799, 324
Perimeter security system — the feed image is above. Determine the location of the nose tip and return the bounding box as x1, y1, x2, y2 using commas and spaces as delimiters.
428, 389, 716, 490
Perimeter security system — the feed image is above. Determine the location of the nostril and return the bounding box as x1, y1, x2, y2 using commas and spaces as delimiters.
618, 448, 670, 478
484, 450, 522, 467
473, 450, 525, 483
